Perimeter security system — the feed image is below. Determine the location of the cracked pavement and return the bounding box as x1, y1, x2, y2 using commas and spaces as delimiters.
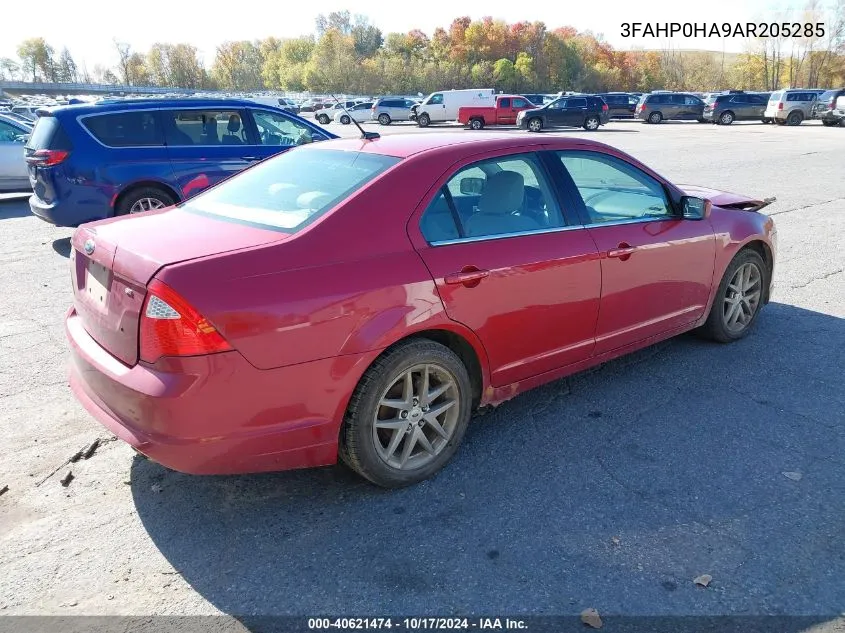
0, 121, 843, 623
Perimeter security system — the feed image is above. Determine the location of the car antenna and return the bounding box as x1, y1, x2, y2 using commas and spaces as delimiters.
331, 94, 379, 140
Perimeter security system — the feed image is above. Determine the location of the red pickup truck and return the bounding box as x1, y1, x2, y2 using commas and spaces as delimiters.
458, 95, 536, 129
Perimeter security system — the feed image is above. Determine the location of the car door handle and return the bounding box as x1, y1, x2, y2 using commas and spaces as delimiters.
444, 267, 489, 286
607, 242, 637, 260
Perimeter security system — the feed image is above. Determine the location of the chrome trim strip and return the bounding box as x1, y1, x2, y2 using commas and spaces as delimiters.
429, 224, 585, 246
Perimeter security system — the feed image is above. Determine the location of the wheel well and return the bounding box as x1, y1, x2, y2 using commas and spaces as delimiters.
742, 240, 774, 302
721, 110, 735, 117
114, 181, 180, 214
390, 330, 484, 409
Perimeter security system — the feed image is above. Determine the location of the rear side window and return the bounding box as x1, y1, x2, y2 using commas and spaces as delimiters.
769, 92, 782, 102
786, 93, 799, 102
25, 115, 73, 150
161, 109, 247, 146
183, 148, 399, 232
83, 111, 163, 147
568, 97, 587, 108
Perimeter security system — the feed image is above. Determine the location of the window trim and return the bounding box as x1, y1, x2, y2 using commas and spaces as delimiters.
554, 149, 681, 227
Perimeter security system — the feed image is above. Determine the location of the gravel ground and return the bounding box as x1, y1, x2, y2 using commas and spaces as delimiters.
1, 119, 844, 627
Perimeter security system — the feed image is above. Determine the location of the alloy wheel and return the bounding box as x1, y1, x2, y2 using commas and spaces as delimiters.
585, 116, 600, 130
372, 364, 459, 470
129, 197, 167, 214
528, 118, 542, 132
722, 262, 762, 334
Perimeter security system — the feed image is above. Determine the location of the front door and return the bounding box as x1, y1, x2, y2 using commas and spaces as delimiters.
562, 97, 588, 127
245, 108, 329, 161
412, 151, 602, 387
554, 150, 716, 354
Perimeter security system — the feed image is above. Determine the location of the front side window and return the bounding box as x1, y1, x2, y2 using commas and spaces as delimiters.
499, 98, 511, 108
183, 148, 399, 232
0, 120, 26, 143
428, 94, 444, 105
419, 153, 564, 243
547, 98, 565, 110
83, 111, 163, 147
160, 109, 246, 146
557, 151, 674, 224
252, 110, 323, 147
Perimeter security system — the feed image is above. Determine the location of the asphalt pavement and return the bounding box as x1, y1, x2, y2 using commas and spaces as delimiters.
0, 120, 844, 627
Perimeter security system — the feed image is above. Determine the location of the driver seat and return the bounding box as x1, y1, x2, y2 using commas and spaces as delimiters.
222, 115, 244, 145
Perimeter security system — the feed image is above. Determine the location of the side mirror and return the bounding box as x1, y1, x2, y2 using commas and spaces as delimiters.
459, 177, 485, 196
681, 196, 711, 220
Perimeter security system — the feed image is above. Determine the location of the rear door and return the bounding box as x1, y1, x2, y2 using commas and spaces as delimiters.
411, 151, 602, 386
562, 97, 588, 126
748, 93, 767, 118
161, 108, 255, 200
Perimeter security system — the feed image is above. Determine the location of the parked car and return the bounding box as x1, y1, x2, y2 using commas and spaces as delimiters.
371, 97, 418, 125
315, 101, 358, 124
277, 98, 300, 114
764, 89, 825, 125
458, 95, 535, 129
298, 99, 326, 113
595, 93, 638, 119
25, 98, 335, 227
65, 132, 777, 487
521, 94, 550, 106
10, 106, 39, 121
1, 110, 38, 127
0, 116, 31, 192
813, 89, 845, 126
517, 95, 609, 132
413, 89, 496, 127
703, 92, 771, 124
635, 92, 706, 123
334, 102, 375, 124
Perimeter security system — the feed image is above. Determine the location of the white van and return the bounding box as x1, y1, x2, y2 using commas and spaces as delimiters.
415, 89, 495, 127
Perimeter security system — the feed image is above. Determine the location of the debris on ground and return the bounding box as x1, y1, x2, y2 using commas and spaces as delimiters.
610, 536, 621, 546
36, 436, 117, 487
694, 574, 713, 587
60, 471, 74, 487
82, 438, 101, 460
782, 471, 803, 481
151, 484, 163, 493
581, 608, 603, 629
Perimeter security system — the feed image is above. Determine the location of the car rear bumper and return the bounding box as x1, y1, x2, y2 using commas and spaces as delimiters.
29, 193, 109, 227
66, 307, 378, 475
702, 110, 716, 120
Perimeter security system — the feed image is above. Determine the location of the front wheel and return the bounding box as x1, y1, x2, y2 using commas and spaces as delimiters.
527, 117, 543, 132
417, 113, 431, 127
339, 340, 472, 488
700, 249, 767, 343
583, 115, 600, 131
378, 113, 391, 125
340, 115, 351, 125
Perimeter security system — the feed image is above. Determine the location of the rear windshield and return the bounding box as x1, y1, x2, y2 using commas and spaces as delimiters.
25, 115, 73, 151
819, 90, 837, 102
182, 148, 400, 232
769, 92, 782, 102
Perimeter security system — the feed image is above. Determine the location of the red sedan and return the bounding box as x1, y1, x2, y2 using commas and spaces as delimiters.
66, 133, 776, 487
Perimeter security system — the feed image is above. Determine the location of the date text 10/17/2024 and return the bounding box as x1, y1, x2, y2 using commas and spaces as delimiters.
621, 22, 825, 38
308, 618, 528, 630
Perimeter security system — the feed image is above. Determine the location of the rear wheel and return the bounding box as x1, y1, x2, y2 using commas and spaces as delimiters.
761, 117, 771, 124
378, 113, 391, 125
700, 249, 766, 343
417, 113, 431, 127
527, 117, 543, 132
116, 186, 176, 217
648, 111, 663, 124
339, 340, 472, 488
317, 113, 330, 124
786, 111, 803, 126
584, 115, 600, 131
719, 111, 735, 125
469, 118, 484, 130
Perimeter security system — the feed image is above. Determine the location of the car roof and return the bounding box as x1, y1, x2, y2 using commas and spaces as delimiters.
45, 97, 301, 116
305, 132, 615, 159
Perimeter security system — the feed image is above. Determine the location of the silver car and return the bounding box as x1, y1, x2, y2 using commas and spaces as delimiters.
371, 97, 418, 125
764, 89, 826, 125
0, 116, 30, 192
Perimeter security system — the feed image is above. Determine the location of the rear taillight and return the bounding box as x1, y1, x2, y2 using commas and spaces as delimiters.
637, 104, 645, 112
602, 103, 608, 112
25, 149, 69, 167
140, 279, 232, 363
778, 102, 784, 110
828, 102, 835, 110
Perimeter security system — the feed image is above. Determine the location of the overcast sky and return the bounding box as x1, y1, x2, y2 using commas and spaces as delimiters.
2, 0, 808, 69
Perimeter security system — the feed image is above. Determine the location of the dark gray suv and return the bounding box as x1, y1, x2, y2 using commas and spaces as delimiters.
635, 92, 706, 123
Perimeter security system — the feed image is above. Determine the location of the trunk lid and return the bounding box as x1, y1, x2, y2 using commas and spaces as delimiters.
70, 208, 290, 366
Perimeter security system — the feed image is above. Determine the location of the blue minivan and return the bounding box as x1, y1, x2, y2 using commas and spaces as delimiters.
25, 98, 336, 226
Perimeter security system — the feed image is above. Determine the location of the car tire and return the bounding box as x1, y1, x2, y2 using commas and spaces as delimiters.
340, 115, 351, 125
786, 111, 803, 126
719, 111, 735, 125
697, 118, 708, 123
700, 249, 767, 343
648, 111, 663, 124
527, 117, 543, 132
317, 114, 330, 124
115, 186, 176, 217
378, 113, 391, 125
339, 339, 472, 488
417, 113, 431, 127
469, 118, 484, 130
761, 118, 771, 124
583, 115, 600, 131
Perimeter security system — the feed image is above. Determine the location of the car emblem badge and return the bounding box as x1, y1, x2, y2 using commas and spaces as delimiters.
83, 239, 95, 255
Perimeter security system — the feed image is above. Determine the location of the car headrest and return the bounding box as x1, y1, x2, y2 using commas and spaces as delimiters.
477, 171, 525, 215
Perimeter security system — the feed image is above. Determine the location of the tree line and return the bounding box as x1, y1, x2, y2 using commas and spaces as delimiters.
2, 7, 843, 95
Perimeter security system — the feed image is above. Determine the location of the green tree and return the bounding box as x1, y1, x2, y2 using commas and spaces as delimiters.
17, 38, 56, 82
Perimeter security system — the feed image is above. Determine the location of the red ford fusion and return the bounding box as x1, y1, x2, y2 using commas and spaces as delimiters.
66, 132, 776, 487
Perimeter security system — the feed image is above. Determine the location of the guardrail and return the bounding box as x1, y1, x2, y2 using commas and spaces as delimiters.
0, 81, 196, 95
